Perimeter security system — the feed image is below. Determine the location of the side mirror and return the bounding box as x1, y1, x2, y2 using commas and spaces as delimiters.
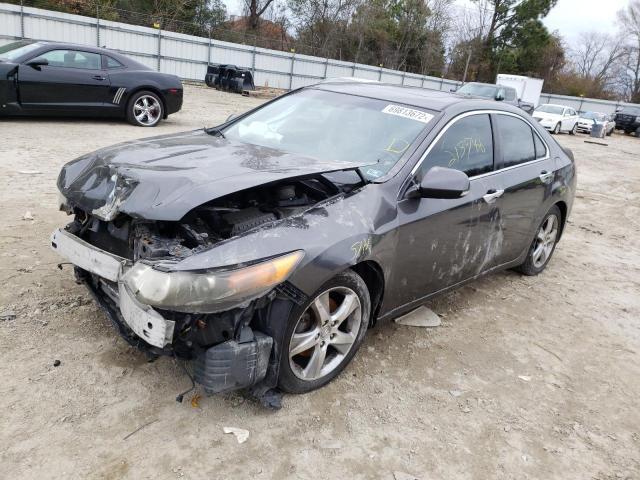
26, 58, 49, 69
495, 92, 505, 101
407, 166, 470, 200
449, 87, 457, 92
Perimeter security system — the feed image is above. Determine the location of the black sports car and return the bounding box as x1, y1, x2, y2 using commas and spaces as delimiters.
0, 40, 183, 126
51, 82, 576, 405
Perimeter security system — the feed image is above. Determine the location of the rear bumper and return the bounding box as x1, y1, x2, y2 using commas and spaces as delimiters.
163, 88, 183, 115
50, 228, 273, 394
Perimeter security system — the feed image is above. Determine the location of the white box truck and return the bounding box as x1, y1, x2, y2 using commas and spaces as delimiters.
496, 74, 544, 108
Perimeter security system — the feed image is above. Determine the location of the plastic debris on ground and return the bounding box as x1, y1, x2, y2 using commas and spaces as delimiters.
394, 306, 441, 327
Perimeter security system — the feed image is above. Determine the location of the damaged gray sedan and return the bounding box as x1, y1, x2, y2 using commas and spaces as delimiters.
52, 81, 576, 402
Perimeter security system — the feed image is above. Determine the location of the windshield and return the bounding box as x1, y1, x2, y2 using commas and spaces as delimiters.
581, 112, 605, 121
456, 83, 498, 98
0, 41, 40, 62
535, 105, 564, 115
222, 89, 434, 180
619, 106, 640, 115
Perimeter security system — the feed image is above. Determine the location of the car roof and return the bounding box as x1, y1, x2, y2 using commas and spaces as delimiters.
310, 80, 515, 113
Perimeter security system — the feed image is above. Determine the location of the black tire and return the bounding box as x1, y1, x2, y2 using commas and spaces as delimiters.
569, 123, 577, 135
126, 90, 164, 127
553, 123, 561, 134
515, 205, 562, 276
635, 127, 640, 138
278, 270, 370, 394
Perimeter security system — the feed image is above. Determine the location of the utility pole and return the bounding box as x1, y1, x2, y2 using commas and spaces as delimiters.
461, 49, 472, 84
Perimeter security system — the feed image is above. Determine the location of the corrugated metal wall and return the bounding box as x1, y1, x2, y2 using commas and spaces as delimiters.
1, 2, 638, 114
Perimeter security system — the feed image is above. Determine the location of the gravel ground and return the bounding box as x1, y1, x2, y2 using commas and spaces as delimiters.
1, 84, 639, 480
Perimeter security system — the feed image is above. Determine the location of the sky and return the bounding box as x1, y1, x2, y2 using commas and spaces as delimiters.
542, 0, 628, 41
221, 0, 629, 44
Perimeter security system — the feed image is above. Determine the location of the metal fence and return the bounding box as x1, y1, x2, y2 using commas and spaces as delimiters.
0, 1, 639, 113
0, 2, 462, 92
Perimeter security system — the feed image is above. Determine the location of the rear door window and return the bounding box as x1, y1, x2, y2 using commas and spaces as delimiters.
496, 114, 536, 167
419, 114, 494, 177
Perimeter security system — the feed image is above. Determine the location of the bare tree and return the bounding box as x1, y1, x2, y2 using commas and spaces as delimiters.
618, 0, 640, 102
244, 0, 276, 29
571, 32, 624, 85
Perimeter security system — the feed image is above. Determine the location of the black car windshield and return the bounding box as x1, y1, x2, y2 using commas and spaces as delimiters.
222, 89, 434, 180
536, 105, 564, 115
456, 83, 498, 98
620, 106, 640, 115
0, 41, 40, 62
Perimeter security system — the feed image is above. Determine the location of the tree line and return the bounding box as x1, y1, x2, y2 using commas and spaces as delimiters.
12, 0, 640, 102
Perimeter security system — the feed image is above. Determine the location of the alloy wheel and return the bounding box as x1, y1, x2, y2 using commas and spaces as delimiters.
532, 214, 558, 268
289, 286, 362, 381
133, 95, 161, 126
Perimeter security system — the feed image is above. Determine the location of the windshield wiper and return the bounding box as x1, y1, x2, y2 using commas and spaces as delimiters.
205, 126, 226, 139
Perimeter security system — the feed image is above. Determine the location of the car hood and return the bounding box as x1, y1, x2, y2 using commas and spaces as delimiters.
578, 117, 603, 124
57, 129, 370, 221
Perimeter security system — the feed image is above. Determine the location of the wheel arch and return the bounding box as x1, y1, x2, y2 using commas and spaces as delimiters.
350, 260, 385, 327
554, 200, 568, 240
125, 86, 167, 118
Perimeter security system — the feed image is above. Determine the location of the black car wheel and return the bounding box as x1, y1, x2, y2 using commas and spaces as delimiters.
569, 123, 577, 135
635, 127, 640, 138
553, 123, 561, 134
516, 205, 561, 276
278, 270, 370, 394
127, 90, 163, 127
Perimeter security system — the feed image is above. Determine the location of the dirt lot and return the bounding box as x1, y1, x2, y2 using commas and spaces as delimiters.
1, 84, 639, 480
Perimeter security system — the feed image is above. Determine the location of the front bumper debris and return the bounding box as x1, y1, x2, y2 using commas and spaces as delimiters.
51, 228, 274, 394
194, 330, 273, 394
51, 228, 175, 348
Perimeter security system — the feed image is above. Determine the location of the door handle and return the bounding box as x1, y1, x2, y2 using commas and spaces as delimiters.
92, 75, 106, 81
483, 189, 504, 204
539, 171, 554, 183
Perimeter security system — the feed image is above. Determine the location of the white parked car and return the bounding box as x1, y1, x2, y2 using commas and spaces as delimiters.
576, 111, 615, 137
532, 104, 579, 135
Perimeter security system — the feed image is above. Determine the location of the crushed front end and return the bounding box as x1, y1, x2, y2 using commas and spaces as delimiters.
50, 177, 351, 395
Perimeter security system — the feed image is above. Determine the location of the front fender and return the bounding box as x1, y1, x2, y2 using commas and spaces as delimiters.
169, 184, 399, 296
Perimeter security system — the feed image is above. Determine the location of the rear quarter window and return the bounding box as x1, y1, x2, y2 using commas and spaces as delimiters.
496, 114, 536, 167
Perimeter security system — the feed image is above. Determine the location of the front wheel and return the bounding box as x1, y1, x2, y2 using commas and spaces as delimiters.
515, 205, 561, 276
278, 270, 370, 394
553, 123, 561, 134
569, 123, 577, 135
126, 90, 164, 127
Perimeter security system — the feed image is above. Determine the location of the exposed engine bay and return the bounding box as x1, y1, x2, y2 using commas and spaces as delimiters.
66, 174, 358, 262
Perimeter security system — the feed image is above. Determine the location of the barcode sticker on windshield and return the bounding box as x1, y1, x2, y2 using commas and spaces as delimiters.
382, 104, 433, 124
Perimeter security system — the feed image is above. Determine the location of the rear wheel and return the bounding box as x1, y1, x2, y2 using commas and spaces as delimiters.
515, 205, 561, 276
553, 122, 561, 134
278, 270, 370, 393
126, 90, 163, 127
